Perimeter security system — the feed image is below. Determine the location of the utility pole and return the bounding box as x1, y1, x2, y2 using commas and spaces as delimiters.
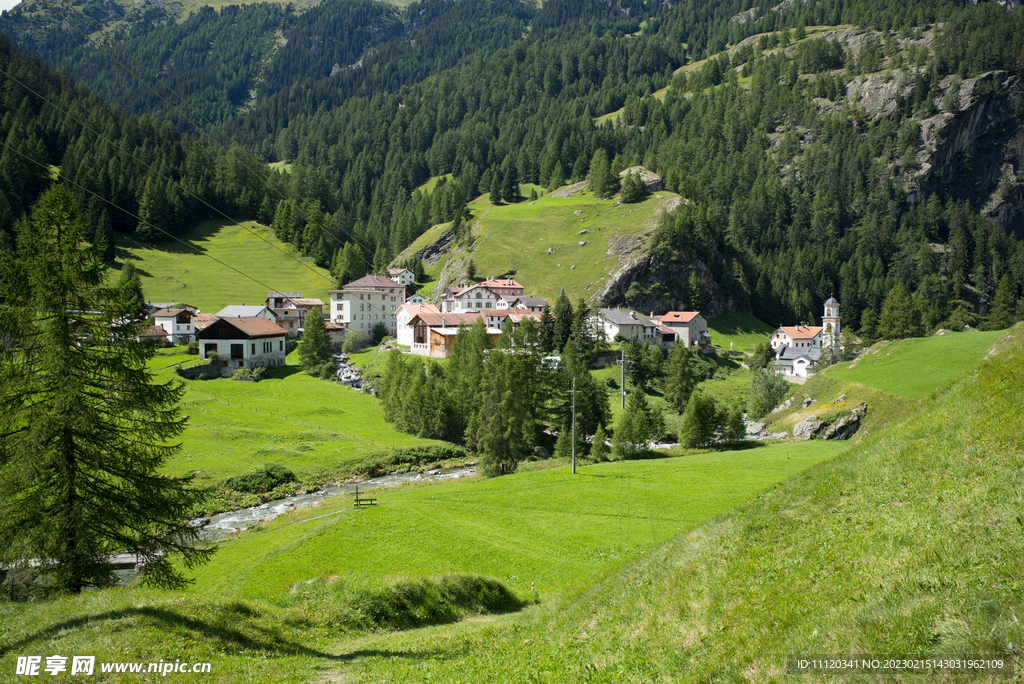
571, 375, 578, 474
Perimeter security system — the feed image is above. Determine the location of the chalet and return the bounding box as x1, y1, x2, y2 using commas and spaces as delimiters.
406, 311, 500, 358
193, 313, 218, 333
405, 293, 427, 305
479, 308, 542, 330
591, 308, 658, 343
266, 291, 302, 309
769, 325, 823, 351
328, 275, 404, 337
655, 311, 710, 349
196, 317, 288, 374
150, 307, 196, 344
481, 277, 524, 300
387, 268, 415, 286
498, 296, 548, 313
396, 302, 441, 346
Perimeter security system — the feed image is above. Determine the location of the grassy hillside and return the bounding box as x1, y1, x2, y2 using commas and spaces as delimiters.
150, 347, 441, 483
420, 186, 681, 305
345, 329, 1024, 682
117, 219, 334, 314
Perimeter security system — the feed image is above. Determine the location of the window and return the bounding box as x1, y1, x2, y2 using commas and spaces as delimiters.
230, 344, 244, 360
279, 341, 283, 351
252, 343, 256, 354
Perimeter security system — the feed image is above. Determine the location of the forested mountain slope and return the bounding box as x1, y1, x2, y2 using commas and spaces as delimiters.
1, 0, 1023, 331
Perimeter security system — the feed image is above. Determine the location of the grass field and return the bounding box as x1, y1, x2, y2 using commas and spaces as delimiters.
433, 187, 679, 305
149, 347, 441, 484
116, 218, 334, 314
821, 330, 1007, 400
706, 312, 775, 355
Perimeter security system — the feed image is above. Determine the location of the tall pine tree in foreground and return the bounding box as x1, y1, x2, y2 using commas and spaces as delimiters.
0, 187, 211, 595
298, 310, 332, 371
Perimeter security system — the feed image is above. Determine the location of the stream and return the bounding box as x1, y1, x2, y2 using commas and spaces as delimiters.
196, 467, 477, 541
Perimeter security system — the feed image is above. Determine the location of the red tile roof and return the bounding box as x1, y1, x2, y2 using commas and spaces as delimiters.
660, 311, 702, 323
779, 325, 823, 339
197, 317, 288, 339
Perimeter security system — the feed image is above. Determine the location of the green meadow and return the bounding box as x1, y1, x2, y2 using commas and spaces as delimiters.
117, 218, 334, 314
188, 441, 844, 598
822, 329, 1008, 400
149, 347, 440, 484
438, 186, 679, 305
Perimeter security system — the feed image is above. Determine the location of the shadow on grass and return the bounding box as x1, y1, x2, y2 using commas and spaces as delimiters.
0, 604, 441, 662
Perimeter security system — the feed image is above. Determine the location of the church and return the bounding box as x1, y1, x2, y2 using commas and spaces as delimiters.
769, 297, 841, 378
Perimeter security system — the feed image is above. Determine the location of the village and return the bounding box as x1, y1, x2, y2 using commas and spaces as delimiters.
142, 267, 842, 381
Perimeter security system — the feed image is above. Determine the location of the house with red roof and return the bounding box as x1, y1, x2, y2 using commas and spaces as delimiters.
653, 311, 710, 349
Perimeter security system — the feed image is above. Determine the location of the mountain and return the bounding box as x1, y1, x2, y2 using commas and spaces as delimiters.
1, 0, 1022, 330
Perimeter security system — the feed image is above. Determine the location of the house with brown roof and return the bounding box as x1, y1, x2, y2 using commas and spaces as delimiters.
406, 311, 500, 358
264, 292, 325, 338
196, 317, 288, 374
387, 268, 415, 286
769, 299, 842, 378
396, 302, 441, 346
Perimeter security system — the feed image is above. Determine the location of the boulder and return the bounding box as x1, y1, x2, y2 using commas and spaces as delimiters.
534, 446, 550, 457
836, 393, 846, 403
802, 397, 814, 408
822, 404, 867, 440
771, 398, 793, 414
579, 229, 588, 235
792, 418, 827, 440
579, 241, 587, 246
745, 422, 765, 436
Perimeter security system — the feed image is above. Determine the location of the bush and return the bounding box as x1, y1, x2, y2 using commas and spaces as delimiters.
225, 464, 296, 494
186, 340, 200, 355
351, 445, 471, 477
232, 367, 267, 382
343, 330, 367, 354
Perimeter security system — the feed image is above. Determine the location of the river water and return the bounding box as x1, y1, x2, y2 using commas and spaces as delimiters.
197, 466, 477, 541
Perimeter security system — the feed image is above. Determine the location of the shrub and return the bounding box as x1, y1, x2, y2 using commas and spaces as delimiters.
343, 330, 367, 354
186, 340, 199, 355
225, 464, 296, 494
232, 367, 267, 382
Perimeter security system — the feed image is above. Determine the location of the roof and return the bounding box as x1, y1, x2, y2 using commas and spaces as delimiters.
478, 308, 541, 319
446, 283, 498, 297
655, 323, 676, 336
596, 308, 657, 327
659, 311, 703, 324
481, 277, 523, 290
193, 313, 218, 330
290, 298, 324, 307
777, 325, 823, 340
824, 296, 840, 306
216, 305, 270, 318
433, 326, 502, 336
267, 291, 302, 298
776, 346, 821, 362
139, 324, 167, 338
507, 296, 548, 307
151, 308, 194, 318
399, 303, 441, 317
197, 316, 288, 340
387, 268, 411, 275
409, 312, 482, 327
324, 321, 346, 331
340, 274, 402, 290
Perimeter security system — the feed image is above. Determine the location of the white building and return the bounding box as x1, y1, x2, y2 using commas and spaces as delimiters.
769, 325, 823, 351
499, 296, 548, 312
770, 299, 841, 378
396, 302, 441, 346
150, 308, 196, 344
822, 296, 841, 348
329, 274, 405, 337
196, 317, 288, 374
442, 278, 526, 313
655, 311, 710, 349
387, 268, 416, 286
591, 308, 658, 343
216, 304, 276, 321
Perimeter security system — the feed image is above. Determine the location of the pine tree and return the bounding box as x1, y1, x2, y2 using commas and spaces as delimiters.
590, 424, 608, 461
0, 187, 211, 594
664, 343, 699, 413
688, 271, 706, 312
552, 290, 574, 352
298, 311, 332, 371
612, 388, 663, 459
880, 284, 923, 339
619, 171, 648, 203
982, 274, 1018, 330
117, 261, 146, 315
587, 149, 618, 199
679, 391, 720, 448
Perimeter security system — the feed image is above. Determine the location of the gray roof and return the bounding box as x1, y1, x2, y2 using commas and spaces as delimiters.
775, 345, 821, 362
596, 308, 657, 327
216, 305, 270, 318
268, 291, 302, 298
508, 296, 548, 307
824, 296, 840, 306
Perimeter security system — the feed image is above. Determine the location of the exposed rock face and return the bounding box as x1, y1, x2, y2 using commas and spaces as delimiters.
792, 418, 827, 440
593, 227, 732, 317
822, 404, 868, 440
618, 166, 664, 192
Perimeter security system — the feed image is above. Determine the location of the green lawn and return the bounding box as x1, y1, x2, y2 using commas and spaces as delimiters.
443, 188, 679, 305
150, 347, 440, 483
822, 329, 1006, 400
706, 312, 775, 355
187, 440, 845, 599
117, 218, 334, 314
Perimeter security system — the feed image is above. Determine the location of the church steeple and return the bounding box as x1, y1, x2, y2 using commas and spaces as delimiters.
823, 295, 841, 347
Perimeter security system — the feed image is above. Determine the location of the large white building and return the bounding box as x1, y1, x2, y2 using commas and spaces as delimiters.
329, 274, 405, 337
770, 298, 842, 378
442, 278, 525, 313
591, 308, 658, 343
396, 302, 441, 346
196, 317, 288, 374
